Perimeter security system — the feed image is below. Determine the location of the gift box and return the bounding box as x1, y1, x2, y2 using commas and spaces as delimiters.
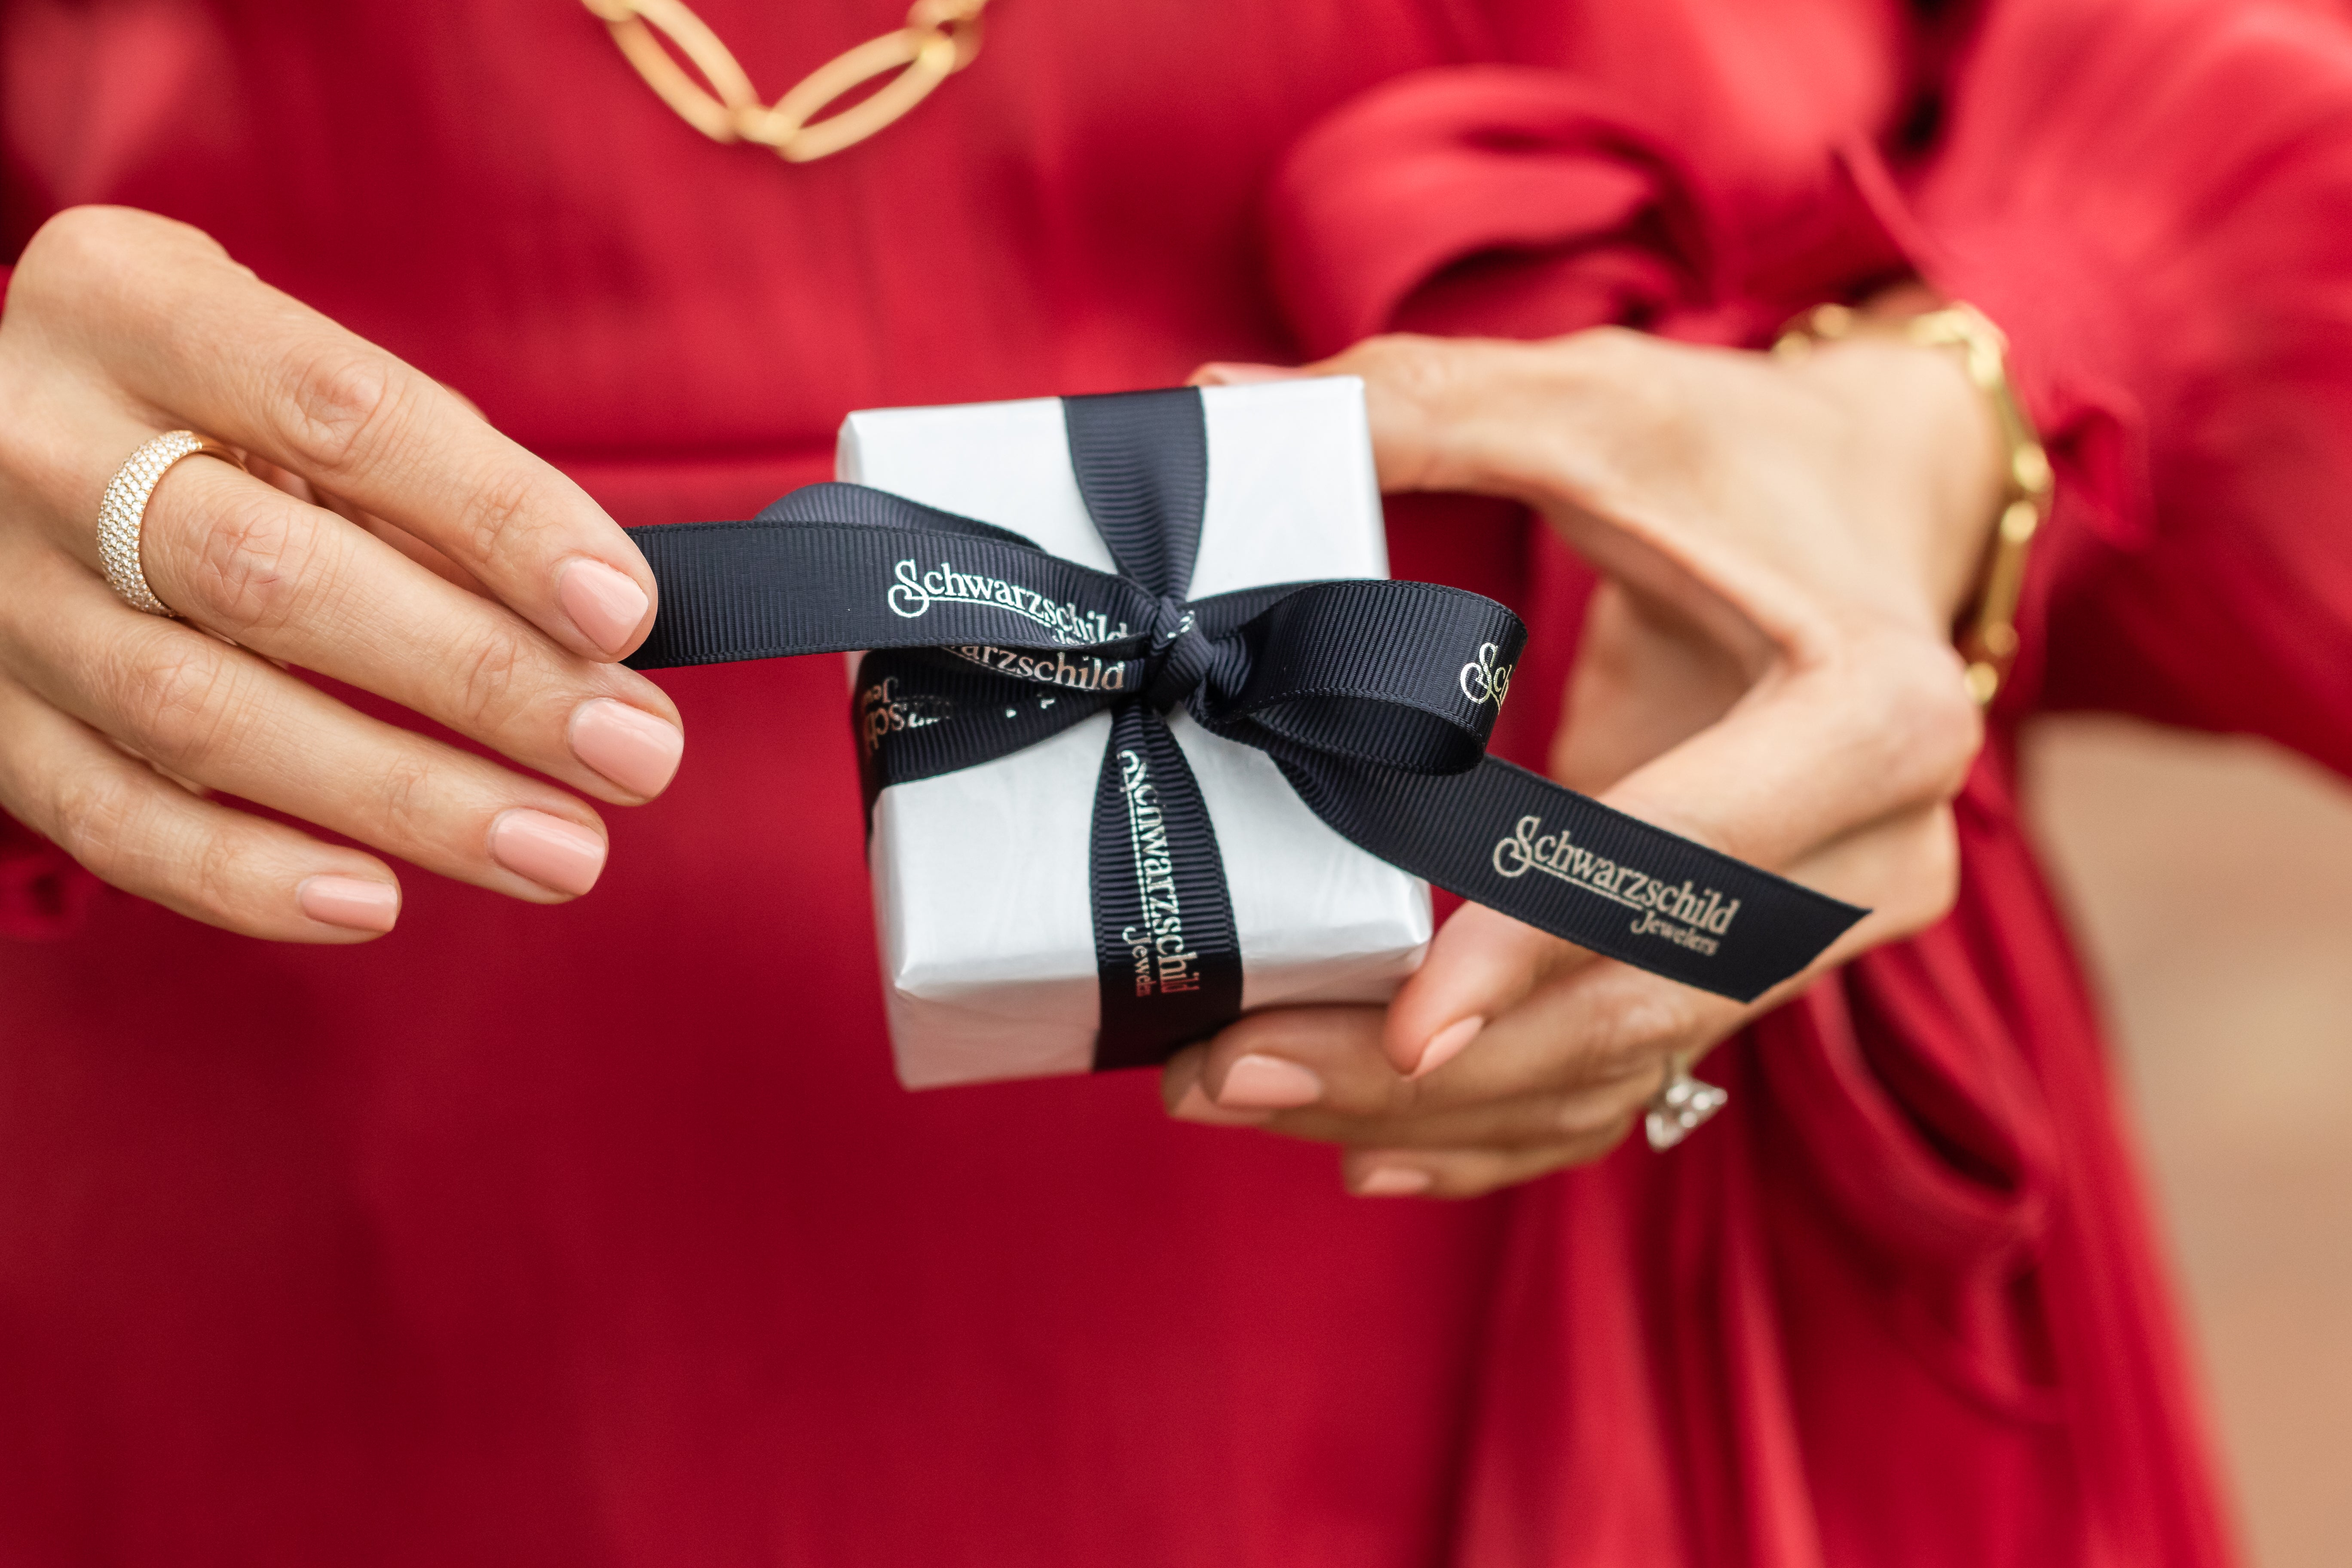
625, 386, 1866, 1095
838, 379, 1433, 1088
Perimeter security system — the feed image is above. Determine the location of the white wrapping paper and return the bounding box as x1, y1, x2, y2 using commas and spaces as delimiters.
840, 377, 1432, 1088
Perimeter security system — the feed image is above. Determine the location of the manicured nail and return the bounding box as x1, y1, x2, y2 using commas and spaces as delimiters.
297, 875, 399, 933
1412, 1015, 1485, 1079
557, 559, 651, 657
1356, 1165, 1436, 1198
489, 809, 607, 896
1191, 361, 1308, 386
1173, 1081, 1274, 1126
570, 699, 683, 799
1215, 1053, 1324, 1109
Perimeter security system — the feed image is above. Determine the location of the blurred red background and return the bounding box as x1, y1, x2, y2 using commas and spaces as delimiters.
2027, 717, 2352, 1568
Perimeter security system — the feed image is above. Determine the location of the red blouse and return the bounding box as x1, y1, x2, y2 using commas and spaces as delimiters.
5, 1, 2350, 1563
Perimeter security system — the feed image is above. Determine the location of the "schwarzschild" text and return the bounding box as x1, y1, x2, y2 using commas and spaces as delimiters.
1117, 747, 1203, 997
1491, 814, 1740, 956
889, 557, 1130, 645
949, 644, 1129, 691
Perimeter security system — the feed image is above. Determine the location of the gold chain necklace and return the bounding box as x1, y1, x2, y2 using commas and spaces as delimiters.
584, 0, 988, 163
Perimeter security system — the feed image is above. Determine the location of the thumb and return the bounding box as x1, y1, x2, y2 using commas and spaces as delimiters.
1382, 901, 1596, 1077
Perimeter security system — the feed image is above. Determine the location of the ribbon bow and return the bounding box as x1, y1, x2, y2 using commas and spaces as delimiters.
626, 388, 1862, 1068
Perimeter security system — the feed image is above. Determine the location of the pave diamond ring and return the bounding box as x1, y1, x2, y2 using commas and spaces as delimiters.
1644, 1053, 1729, 1152
96, 431, 245, 616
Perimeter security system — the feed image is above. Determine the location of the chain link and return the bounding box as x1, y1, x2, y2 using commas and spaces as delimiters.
1774, 301, 2054, 707
583, 0, 987, 163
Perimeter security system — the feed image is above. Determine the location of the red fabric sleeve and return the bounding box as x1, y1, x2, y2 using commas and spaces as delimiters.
0, 259, 105, 939
1909, 0, 2352, 772
1269, 1, 2352, 781
1256, 9, 2352, 1557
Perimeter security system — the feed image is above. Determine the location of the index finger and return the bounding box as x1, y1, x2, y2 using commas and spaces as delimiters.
55, 208, 655, 660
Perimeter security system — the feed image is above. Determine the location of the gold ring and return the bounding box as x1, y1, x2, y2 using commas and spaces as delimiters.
95, 431, 246, 616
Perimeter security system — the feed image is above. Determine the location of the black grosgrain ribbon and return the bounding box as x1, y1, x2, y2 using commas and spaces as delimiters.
625, 387, 1865, 1069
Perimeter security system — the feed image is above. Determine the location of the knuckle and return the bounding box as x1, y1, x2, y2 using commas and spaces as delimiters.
183, 825, 254, 924
178, 485, 325, 637
1917, 671, 1986, 791
1341, 333, 1452, 407
447, 465, 553, 569
15, 206, 223, 322
1597, 362, 1703, 469
18, 207, 136, 294
448, 624, 534, 734
273, 341, 407, 479
368, 752, 442, 845
1345, 334, 1525, 489
23, 204, 116, 261
1857, 633, 1985, 803
46, 763, 143, 876
1889, 806, 1963, 934
1568, 324, 1652, 369
110, 635, 237, 771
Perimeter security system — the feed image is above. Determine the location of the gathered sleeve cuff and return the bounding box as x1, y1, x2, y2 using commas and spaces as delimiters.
1905, 0, 2352, 773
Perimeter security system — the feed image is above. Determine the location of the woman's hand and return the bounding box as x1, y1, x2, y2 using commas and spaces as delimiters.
1167, 317, 2008, 1195
0, 206, 683, 940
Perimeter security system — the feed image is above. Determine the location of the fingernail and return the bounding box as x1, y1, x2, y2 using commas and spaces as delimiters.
557, 559, 651, 657
1412, 1015, 1485, 1079
297, 875, 399, 933
1191, 361, 1308, 386
1356, 1165, 1436, 1198
1215, 1053, 1324, 1109
489, 809, 607, 896
570, 699, 683, 799
1172, 1082, 1274, 1126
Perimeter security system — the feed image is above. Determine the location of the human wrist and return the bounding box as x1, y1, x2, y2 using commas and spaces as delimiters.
1776, 303, 2011, 629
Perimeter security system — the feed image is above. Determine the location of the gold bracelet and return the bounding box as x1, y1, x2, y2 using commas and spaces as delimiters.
1773, 301, 2054, 707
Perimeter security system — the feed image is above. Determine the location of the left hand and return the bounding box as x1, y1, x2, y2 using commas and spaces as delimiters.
1165, 315, 2009, 1197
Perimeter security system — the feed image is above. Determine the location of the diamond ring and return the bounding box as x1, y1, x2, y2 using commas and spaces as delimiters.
96, 431, 246, 616
1644, 1053, 1728, 1152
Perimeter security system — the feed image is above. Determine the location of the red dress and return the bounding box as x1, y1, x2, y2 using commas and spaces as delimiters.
4, 1, 2349, 1562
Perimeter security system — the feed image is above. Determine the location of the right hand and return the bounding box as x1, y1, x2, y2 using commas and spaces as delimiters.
0, 206, 684, 940
1170, 324, 1998, 1195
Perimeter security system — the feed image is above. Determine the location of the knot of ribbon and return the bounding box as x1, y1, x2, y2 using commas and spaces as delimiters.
625, 387, 1863, 1069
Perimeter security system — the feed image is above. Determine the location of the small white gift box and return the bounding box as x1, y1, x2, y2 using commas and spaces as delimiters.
838, 377, 1433, 1088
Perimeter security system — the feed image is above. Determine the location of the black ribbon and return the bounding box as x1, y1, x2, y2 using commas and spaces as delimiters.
626, 387, 1865, 1069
